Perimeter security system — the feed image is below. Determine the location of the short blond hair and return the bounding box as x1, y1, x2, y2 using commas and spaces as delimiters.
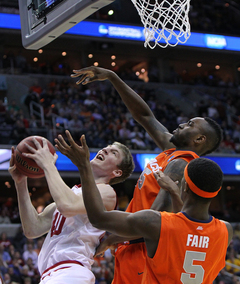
109, 142, 135, 185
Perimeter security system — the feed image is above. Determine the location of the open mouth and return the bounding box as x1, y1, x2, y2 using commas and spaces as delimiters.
96, 153, 104, 161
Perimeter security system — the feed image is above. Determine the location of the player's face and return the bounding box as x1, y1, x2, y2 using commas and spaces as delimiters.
91, 145, 124, 175
170, 117, 207, 148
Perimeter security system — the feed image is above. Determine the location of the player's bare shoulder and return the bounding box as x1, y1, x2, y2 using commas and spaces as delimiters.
164, 158, 188, 181
220, 220, 233, 246
97, 184, 117, 211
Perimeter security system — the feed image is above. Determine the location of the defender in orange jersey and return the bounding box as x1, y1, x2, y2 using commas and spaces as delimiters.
113, 149, 199, 283
73, 137, 232, 284
71, 66, 223, 284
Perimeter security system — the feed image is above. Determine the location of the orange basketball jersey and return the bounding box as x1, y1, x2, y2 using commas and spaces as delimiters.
126, 149, 199, 213
142, 211, 228, 284
113, 149, 199, 284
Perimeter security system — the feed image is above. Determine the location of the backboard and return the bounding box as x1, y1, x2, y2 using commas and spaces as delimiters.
18, 0, 115, 50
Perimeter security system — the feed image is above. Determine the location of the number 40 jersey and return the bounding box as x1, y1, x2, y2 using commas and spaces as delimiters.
38, 185, 105, 275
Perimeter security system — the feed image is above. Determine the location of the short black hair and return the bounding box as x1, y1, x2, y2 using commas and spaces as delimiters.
203, 117, 223, 155
187, 158, 223, 200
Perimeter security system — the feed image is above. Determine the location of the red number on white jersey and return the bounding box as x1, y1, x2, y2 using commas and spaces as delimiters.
51, 212, 66, 237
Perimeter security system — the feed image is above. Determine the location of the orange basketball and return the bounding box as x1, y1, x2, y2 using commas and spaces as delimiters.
15, 136, 55, 178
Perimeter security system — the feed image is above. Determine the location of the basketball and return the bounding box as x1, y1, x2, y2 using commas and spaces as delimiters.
14, 136, 56, 179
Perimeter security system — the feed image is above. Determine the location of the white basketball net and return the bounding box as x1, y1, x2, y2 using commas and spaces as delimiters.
131, 0, 191, 49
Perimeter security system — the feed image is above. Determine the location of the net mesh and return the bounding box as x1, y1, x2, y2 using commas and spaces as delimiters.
131, 0, 191, 48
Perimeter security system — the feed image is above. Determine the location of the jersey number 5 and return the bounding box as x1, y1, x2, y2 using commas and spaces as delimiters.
181, 251, 206, 284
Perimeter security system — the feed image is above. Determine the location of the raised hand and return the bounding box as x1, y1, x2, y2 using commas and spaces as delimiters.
153, 170, 183, 212
8, 147, 27, 183
153, 170, 180, 194
71, 66, 113, 85
22, 137, 57, 170
55, 130, 90, 168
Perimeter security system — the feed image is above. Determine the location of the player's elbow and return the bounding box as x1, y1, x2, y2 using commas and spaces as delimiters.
91, 222, 104, 230
88, 214, 108, 231
23, 227, 41, 239
23, 230, 36, 239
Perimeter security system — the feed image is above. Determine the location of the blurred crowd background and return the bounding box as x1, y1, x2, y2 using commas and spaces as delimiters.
0, 76, 240, 153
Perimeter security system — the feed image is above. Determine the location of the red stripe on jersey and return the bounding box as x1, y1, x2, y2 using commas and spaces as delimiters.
41, 260, 83, 280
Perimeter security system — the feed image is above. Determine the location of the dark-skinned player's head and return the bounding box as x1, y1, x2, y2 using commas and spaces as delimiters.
170, 117, 222, 155
183, 158, 223, 202
202, 117, 222, 154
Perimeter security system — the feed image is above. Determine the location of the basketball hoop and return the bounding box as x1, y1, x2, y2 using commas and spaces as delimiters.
131, 0, 191, 49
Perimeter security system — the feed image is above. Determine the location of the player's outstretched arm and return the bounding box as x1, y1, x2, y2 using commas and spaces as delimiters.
8, 147, 56, 238
71, 66, 174, 151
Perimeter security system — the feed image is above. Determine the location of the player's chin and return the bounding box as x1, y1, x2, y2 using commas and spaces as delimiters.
169, 135, 175, 143
90, 159, 101, 166
169, 135, 179, 147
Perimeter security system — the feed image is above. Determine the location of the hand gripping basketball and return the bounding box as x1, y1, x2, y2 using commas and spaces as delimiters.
15, 136, 55, 178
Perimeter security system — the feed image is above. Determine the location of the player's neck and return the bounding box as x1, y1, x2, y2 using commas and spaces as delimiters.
93, 175, 110, 185
91, 165, 110, 184
175, 146, 204, 156
182, 204, 210, 221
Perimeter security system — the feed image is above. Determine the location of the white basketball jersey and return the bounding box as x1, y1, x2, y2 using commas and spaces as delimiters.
38, 185, 106, 274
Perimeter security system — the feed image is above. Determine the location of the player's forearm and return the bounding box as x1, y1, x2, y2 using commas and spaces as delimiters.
104, 233, 140, 245
15, 179, 45, 238
43, 165, 85, 216
78, 161, 107, 227
107, 72, 173, 150
151, 188, 182, 213
107, 72, 154, 123
80, 167, 141, 237
169, 190, 183, 213
151, 189, 172, 212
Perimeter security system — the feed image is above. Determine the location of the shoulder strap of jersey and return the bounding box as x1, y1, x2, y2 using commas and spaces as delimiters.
171, 150, 199, 160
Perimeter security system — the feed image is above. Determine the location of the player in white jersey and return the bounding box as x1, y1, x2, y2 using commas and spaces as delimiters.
38, 184, 107, 282
8, 131, 134, 284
